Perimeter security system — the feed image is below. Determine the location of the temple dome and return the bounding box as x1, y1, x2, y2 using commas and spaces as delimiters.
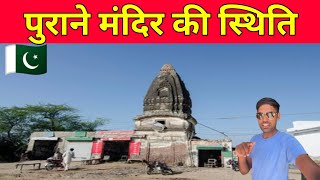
142, 64, 193, 119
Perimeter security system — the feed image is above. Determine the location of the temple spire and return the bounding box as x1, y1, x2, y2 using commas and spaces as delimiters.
143, 64, 192, 117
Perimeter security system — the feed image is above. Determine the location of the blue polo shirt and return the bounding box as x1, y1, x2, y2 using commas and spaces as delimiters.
250, 131, 306, 180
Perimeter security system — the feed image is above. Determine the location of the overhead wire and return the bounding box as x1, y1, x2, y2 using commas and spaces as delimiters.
195, 111, 320, 138
200, 111, 320, 120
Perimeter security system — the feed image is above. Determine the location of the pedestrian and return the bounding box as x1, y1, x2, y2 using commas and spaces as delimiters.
62, 148, 75, 171
236, 97, 320, 180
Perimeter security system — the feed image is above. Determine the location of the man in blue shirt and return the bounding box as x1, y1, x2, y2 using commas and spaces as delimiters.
236, 97, 320, 180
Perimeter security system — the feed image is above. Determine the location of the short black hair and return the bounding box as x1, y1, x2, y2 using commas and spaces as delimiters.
70, 148, 74, 151
256, 97, 280, 112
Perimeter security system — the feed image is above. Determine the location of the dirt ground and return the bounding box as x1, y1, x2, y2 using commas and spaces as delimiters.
0, 160, 302, 180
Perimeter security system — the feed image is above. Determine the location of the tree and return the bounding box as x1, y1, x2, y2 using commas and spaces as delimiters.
80, 117, 108, 131
0, 104, 108, 161
26, 104, 107, 131
0, 107, 30, 161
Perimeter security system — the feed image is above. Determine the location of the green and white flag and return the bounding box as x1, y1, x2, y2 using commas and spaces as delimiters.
5, 44, 47, 75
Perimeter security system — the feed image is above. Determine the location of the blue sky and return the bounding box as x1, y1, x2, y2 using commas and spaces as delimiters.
1, 44, 320, 145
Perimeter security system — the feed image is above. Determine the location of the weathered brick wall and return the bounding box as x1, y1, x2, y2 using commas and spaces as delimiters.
134, 140, 188, 165
132, 129, 192, 165
149, 143, 187, 164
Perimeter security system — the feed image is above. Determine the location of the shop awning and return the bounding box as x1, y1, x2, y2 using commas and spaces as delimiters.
65, 137, 93, 141
197, 145, 225, 150
31, 137, 58, 141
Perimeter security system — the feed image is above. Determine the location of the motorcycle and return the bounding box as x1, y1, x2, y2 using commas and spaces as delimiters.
45, 157, 64, 170
227, 159, 239, 171
145, 161, 174, 175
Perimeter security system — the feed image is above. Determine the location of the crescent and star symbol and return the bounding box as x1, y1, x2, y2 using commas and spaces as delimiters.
22, 52, 39, 70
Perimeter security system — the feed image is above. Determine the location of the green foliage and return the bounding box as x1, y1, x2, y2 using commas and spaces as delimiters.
26, 104, 81, 131
80, 117, 109, 131
0, 107, 31, 161
0, 104, 108, 162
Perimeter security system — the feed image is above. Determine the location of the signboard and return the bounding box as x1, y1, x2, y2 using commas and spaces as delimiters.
91, 140, 103, 154
96, 130, 134, 141
129, 142, 141, 156
31, 137, 58, 141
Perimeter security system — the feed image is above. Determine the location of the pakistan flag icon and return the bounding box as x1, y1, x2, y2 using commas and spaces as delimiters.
5, 44, 47, 75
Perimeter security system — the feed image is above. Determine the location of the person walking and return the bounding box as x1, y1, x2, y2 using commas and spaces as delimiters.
62, 148, 75, 171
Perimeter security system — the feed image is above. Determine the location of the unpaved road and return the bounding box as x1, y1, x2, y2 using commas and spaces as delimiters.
0, 160, 302, 180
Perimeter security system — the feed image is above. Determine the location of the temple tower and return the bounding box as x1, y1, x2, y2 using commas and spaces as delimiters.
132, 64, 197, 165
